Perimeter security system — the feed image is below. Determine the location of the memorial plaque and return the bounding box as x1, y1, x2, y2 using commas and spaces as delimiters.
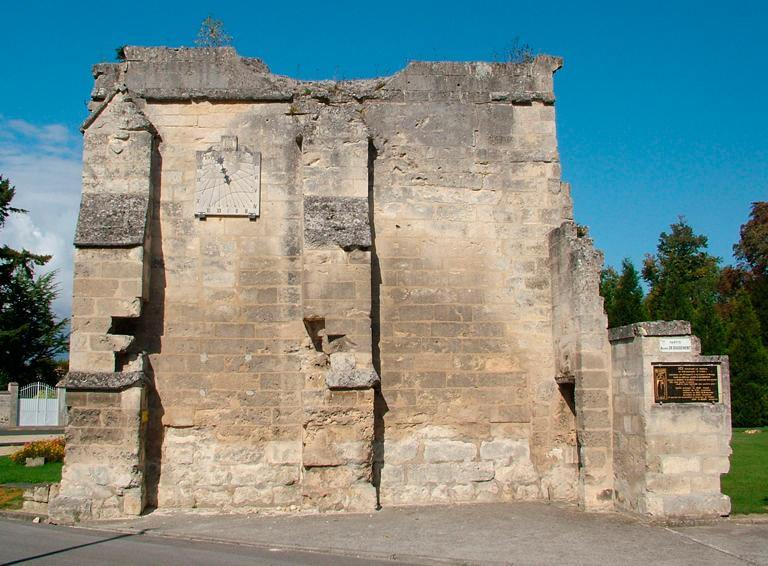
195, 136, 261, 219
653, 364, 719, 403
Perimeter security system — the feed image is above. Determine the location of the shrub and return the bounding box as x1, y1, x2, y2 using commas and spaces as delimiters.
9, 438, 65, 465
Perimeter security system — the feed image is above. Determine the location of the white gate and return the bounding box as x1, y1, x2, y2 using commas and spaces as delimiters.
18, 382, 62, 426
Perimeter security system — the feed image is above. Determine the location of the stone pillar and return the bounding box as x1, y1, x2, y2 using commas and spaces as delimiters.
609, 321, 731, 520
8, 382, 19, 428
297, 104, 379, 511
550, 223, 614, 510
49, 372, 148, 521
69, 89, 155, 375
52, 86, 156, 521
0, 385, 11, 428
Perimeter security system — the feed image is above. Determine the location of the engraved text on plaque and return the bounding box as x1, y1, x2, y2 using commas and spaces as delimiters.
653, 364, 719, 403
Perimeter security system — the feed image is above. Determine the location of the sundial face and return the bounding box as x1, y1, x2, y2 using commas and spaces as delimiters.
195, 136, 261, 218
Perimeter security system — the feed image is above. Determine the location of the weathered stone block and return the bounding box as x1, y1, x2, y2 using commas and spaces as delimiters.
407, 462, 495, 484
162, 407, 195, 428
74, 194, 150, 248
480, 439, 530, 465
423, 440, 477, 463
660, 455, 701, 475
304, 196, 371, 250
383, 439, 419, 465
265, 441, 302, 464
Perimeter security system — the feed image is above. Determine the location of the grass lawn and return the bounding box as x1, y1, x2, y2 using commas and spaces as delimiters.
0, 487, 23, 510
0, 455, 63, 485
722, 428, 768, 514
0, 455, 63, 510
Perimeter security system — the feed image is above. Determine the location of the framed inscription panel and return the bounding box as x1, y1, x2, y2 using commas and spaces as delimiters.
195, 136, 261, 219
652, 363, 719, 403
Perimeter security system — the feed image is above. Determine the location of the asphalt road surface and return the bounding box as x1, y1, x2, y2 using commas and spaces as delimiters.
0, 519, 405, 566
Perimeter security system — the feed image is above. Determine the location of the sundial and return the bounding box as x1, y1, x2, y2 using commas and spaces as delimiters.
195, 136, 261, 219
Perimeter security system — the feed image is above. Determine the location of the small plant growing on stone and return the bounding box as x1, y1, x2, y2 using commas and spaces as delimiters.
195, 16, 233, 48
508, 37, 535, 63
115, 45, 127, 62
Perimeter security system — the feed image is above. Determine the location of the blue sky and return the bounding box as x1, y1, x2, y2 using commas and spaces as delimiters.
1, 0, 766, 320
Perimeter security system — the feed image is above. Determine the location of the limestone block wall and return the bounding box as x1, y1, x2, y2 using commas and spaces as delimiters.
549, 223, 614, 510
138, 99, 310, 510
609, 321, 731, 519
135, 90, 376, 511
298, 104, 378, 510
50, 375, 147, 521
70, 247, 147, 371
64, 47, 602, 515
23, 483, 60, 514
366, 60, 578, 505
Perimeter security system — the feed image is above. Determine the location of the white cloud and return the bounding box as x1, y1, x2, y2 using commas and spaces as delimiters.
6, 119, 74, 145
0, 117, 82, 323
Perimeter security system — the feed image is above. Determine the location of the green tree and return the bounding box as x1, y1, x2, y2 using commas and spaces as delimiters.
599, 266, 619, 326
734, 202, 768, 277
1, 176, 48, 278
611, 258, 647, 327
0, 176, 68, 387
601, 260, 648, 328
693, 296, 727, 355
642, 218, 723, 350
733, 202, 768, 346
726, 291, 768, 426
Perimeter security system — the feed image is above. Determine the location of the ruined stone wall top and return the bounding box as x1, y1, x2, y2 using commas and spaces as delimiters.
90, 47, 562, 105
608, 321, 692, 342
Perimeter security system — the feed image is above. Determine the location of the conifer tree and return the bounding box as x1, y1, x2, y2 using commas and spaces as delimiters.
642, 218, 722, 345
0, 176, 49, 278
611, 258, 647, 327
0, 176, 68, 387
599, 266, 619, 327
726, 291, 768, 426
693, 296, 727, 355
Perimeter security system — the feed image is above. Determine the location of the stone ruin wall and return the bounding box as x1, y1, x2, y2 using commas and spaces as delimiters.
58, 47, 607, 516
367, 65, 579, 505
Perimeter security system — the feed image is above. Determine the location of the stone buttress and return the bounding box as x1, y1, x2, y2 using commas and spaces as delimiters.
51, 90, 155, 521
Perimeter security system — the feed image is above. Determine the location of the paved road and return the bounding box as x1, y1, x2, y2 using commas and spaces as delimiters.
3, 502, 767, 565
91, 502, 768, 565
0, 519, 405, 566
